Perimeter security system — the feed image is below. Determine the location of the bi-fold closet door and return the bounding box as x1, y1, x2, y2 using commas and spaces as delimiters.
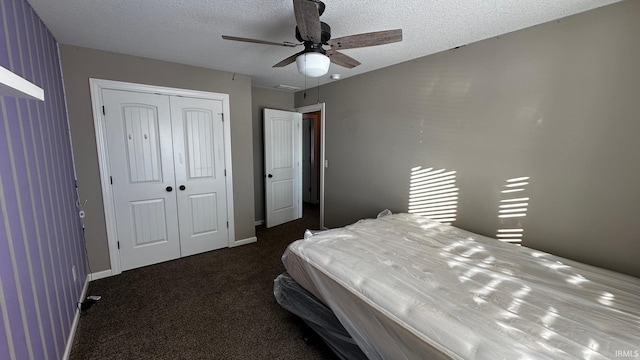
103, 89, 228, 271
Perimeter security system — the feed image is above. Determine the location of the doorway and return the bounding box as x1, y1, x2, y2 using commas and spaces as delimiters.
297, 104, 325, 229
302, 111, 320, 204
302, 111, 321, 225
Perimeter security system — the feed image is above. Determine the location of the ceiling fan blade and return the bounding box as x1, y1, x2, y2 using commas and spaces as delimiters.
222, 35, 299, 48
293, 0, 322, 43
273, 50, 307, 68
326, 50, 361, 69
327, 29, 402, 50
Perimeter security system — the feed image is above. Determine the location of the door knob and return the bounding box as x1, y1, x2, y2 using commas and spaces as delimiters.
268, 174, 273, 178
179, 185, 186, 191
166, 186, 173, 192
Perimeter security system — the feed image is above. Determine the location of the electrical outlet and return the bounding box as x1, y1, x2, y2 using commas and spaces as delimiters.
72, 265, 77, 283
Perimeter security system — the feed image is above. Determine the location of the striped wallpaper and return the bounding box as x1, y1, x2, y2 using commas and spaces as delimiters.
1, 0, 87, 359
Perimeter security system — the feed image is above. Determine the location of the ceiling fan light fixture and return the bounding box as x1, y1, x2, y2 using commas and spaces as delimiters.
296, 52, 330, 77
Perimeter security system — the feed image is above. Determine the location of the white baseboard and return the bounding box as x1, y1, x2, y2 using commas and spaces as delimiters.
254, 220, 264, 226
230, 236, 257, 247
89, 269, 113, 281
63, 274, 90, 360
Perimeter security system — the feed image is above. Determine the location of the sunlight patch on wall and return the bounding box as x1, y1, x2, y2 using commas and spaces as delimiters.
408, 166, 458, 224
497, 176, 530, 244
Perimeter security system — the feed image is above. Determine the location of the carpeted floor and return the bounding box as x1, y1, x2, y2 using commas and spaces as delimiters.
70, 203, 339, 359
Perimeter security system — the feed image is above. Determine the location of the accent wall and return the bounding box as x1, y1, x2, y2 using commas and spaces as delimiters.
0, 0, 86, 359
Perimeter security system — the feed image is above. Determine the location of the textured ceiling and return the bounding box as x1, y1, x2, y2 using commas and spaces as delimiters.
28, 0, 621, 91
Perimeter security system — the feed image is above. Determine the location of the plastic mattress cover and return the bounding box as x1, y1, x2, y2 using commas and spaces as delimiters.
274, 272, 368, 360
282, 211, 640, 360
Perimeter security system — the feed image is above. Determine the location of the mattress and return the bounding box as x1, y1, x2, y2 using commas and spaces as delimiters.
274, 272, 368, 360
282, 212, 640, 360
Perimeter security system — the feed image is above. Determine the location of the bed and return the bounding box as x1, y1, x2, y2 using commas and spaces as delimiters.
274, 211, 640, 359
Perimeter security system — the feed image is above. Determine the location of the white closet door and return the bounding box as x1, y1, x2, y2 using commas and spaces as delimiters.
103, 89, 180, 271
171, 96, 229, 256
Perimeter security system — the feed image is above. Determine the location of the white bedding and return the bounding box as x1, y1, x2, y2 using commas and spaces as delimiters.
283, 213, 640, 360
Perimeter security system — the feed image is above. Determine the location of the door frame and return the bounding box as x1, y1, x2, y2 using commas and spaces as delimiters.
295, 103, 326, 229
89, 78, 235, 276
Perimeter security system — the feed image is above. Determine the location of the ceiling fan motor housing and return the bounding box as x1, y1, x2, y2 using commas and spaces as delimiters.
295, 22, 331, 45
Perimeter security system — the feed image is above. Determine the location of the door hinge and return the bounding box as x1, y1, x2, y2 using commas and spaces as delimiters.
221, 113, 224, 122
110, 176, 113, 185
226, 221, 229, 228
224, 169, 227, 177
102, 106, 105, 115
117, 241, 120, 249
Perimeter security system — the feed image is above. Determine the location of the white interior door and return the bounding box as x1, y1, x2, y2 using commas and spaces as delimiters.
264, 108, 302, 228
103, 89, 181, 271
170, 96, 228, 256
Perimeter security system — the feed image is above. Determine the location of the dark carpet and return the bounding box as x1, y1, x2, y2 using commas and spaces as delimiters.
71, 204, 340, 359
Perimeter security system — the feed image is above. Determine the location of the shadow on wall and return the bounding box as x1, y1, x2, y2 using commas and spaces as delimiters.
408, 166, 459, 224
409, 166, 532, 245
497, 177, 530, 244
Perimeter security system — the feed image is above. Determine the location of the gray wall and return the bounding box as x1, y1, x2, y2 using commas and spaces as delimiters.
59, 44, 255, 273
295, 1, 640, 277
251, 87, 295, 223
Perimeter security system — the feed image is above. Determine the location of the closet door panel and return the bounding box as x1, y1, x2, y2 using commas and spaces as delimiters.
171, 96, 229, 256
103, 89, 181, 271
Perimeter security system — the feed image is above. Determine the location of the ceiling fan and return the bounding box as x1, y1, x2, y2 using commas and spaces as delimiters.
222, 0, 402, 77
